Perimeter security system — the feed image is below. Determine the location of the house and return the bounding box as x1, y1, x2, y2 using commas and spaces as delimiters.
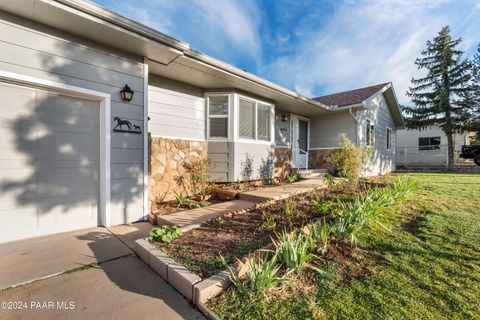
0, 0, 403, 243
312, 83, 404, 175
396, 126, 471, 167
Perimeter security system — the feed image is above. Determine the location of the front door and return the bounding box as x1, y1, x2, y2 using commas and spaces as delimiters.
292, 116, 309, 168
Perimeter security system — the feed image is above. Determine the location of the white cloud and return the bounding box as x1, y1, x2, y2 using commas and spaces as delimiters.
260, 0, 480, 104
97, 0, 262, 62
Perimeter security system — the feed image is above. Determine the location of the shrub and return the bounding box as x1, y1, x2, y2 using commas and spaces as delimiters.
223, 254, 287, 295
183, 158, 214, 196
148, 225, 182, 243
330, 137, 364, 187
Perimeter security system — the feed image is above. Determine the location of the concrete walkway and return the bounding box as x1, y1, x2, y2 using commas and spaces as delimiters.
0, 227, 131, 289
239, 178, 326, 202
0, 225, 204, 320
1, 256, 204, 320
156, 199, 257, 229
156, 178, 326, 230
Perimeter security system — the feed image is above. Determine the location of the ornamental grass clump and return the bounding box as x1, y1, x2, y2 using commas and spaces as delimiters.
389, 176, 417, 200
223, 254, 287, 296
271, 231, 330, 278
305, 219, 332, 254
329, 190, 392, 245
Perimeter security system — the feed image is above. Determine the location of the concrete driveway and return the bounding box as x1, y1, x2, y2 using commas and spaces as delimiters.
0, 224, 204, 320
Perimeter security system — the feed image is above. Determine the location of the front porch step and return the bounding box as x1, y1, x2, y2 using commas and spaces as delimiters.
296, 168, 328, 179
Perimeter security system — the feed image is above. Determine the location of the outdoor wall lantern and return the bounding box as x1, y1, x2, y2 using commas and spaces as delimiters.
120, 84, 134, 102
281, 114, 288, 122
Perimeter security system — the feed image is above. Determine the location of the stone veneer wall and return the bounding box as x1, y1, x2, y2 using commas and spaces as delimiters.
308, 149, 335, 170
274, 147, 292, 181
149, 137, 207, 210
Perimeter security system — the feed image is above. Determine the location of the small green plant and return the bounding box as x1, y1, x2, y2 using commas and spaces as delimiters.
213, 217, 226, 227
148, 225, 182, 243
286, 172, 299, 183
389, 176, 417, 199
282, 200, 298, 218
323, 173, 336, 189
306, 219, 332, 254
174, 192, 188, 207
223, 254, 287, 295
312, 199, 336, 214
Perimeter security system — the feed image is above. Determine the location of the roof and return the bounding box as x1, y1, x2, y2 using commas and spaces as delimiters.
313, 83, 390, 107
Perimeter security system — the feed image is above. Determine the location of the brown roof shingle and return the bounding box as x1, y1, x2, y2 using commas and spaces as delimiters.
313, 83, 390, 107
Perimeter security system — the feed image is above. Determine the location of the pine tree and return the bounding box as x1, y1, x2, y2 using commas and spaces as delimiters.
404, 26, 474, 168
467, 45, 480, 144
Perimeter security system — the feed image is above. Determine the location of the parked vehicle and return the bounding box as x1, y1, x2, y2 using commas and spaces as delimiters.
460, 145, 480, 166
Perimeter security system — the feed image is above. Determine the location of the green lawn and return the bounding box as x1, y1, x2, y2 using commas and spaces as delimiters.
209, 173, 480, 319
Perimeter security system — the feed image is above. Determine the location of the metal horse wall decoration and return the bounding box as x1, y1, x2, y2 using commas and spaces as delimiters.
113, 117, 142, 134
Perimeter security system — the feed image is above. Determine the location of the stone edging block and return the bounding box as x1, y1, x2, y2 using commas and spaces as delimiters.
194, 270, 232, 304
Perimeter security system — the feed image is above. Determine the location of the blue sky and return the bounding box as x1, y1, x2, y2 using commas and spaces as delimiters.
94, 0, 480, 104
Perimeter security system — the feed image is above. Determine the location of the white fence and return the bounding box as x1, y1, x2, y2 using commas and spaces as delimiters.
396, 144, 465, 168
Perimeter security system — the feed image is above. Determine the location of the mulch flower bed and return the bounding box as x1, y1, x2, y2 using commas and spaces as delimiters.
155, 186, 367, 278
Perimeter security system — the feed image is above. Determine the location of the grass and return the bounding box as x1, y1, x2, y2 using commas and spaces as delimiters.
209, 172, 480, 319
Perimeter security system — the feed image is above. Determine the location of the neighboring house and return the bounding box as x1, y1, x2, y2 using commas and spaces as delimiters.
396, 126, 470, 167
0, 0, 403, 243
312, 83, 404, 175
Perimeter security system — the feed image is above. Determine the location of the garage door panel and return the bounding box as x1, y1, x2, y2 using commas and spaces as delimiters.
0, 206, 38, 232
0, 82, 101, 242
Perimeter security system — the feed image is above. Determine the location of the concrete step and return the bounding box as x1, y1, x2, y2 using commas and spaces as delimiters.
296, 169, 328, 179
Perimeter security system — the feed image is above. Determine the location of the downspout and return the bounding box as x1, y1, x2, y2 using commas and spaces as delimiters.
349, 107, 360, 145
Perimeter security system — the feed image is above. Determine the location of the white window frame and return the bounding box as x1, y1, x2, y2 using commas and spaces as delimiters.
206, 93, 231, 140
418, 136, 441, 151
235, 93, 274, 145
365, 118, 375, 147
386, 127, 392, 150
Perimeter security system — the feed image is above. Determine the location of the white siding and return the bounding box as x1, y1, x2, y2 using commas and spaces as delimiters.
396, 126, 468, 165
0, 13, 145, 225
274, 110, 291, 148
309, 111, 357, 149
148, 75, 205, 140
233, 143, 274, 181
357, 93, 396, 175
208, 141, 230, 182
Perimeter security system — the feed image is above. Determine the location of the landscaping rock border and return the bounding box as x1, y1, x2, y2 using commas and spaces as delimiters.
134, 238, 229, 319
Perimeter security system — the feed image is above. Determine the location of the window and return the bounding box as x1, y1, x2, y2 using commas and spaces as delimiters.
386, 127, 392, 150
239, 98, 255, 139
257, 103, 270, 141
366, 120, 375, 146
237, 96, 272, 142
419, 137, 441, 150
208, 95, 229, 138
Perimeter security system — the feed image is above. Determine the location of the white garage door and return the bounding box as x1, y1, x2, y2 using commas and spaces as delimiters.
0, 82, 100, 243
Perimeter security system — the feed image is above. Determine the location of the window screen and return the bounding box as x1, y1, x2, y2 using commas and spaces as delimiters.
208, 95, 229, 138
239, 98, 255, 139
257, 103, 270, 141
386, 128, 392, 150
366, 120, 375, 146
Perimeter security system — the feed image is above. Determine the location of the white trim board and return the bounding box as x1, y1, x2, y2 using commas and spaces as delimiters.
0, 69, 112, 228
143, 59, 149, 220
149, 134, 207, 142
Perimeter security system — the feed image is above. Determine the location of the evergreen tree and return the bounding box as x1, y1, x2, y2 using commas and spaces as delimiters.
466, 45, 480, 144
404, 26, 474, 168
